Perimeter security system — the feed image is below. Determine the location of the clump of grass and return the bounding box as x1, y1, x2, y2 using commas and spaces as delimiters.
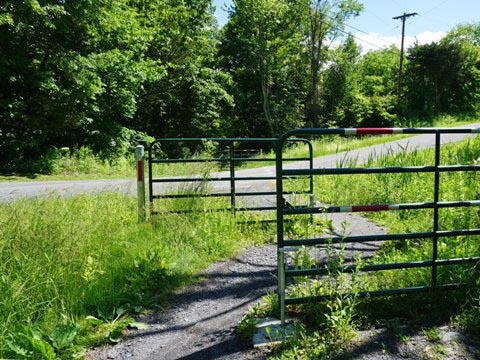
0, 193, 274, 358
239, 245, 361, 359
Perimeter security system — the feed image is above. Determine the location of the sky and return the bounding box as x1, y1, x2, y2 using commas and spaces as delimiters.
212, 0, 480, 52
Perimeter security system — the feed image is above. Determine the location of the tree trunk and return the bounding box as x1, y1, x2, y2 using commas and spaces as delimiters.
308, 1, 325, 128
258, 24, 274, 136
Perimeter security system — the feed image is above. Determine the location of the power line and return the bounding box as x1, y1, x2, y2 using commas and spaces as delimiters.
418, 13, 451, 27
294, 0, 396, 46
275, 0, 388, 50
337, 20, 397, 46
364, 7, 398, 33
422, 0, 451, 17
410, 0, 452, 30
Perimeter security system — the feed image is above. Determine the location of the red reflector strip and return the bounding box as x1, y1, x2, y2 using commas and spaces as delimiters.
137, 160, 143, 182
352, 205, 389, 212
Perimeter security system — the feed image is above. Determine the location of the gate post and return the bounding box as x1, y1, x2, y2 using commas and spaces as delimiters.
229, 140, 236, 214
136, 145, 146, 223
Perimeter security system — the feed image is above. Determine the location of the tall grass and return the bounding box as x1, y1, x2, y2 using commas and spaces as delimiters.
312, 135, 480, 317
0, 193, 273, 358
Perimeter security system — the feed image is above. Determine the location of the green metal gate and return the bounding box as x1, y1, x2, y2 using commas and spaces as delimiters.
148, 137, 314, 220
276, 127, 480, 324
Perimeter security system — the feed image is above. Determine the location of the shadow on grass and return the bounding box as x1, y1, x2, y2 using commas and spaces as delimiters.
0, 172, 40, 180
335, 290, 479, 359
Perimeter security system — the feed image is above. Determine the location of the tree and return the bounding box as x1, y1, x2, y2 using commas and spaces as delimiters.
321, 38, 397, 127
0, 0, 160, 167
442, 22, 480, 47
298, 0, 362, 127
405, 38, 480, 115
135, 0, 233, 140
0, 0, 231, 170
218, 0, 305, 137
353, 46, 398, 126
320, 34, 359, 126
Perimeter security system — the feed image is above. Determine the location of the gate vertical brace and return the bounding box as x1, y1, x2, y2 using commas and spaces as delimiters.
136, 145, 146, 222
432, 131, 441, 289
148, 144, 154, 217
276, 138, 286, 326
308, 141, 315, 223
229, 140, 236, 214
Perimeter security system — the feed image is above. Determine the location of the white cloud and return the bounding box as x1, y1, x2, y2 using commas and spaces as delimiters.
353, 31, 446, 53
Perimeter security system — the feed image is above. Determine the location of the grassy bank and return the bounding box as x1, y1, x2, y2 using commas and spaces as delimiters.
0, 194, 274, 358
312, 134, 480, 299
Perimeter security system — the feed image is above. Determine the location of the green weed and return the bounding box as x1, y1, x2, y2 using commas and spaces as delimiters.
422, 327, 442, 343
237, 316, 258, 340
0, 193, 273, 358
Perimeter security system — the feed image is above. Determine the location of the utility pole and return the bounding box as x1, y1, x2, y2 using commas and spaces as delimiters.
393, 12, 418, 114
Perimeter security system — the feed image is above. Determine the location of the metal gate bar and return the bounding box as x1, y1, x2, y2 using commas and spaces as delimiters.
276, 127, 480, 324
148, 137, 314, 219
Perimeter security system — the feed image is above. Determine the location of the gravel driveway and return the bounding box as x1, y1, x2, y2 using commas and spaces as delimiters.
88, 212, 387, 360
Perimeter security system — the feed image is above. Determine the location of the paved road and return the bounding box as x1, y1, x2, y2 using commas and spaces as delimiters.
2, 123, 479, 202
0, 179, 135, 202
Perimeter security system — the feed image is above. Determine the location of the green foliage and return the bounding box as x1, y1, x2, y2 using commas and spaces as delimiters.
0, 0, 230, 171
321, 43, 398, 127
1, 0, 479, 175
405, 33, 480, 116
302, 0, 363, 128
245, 245, 360, 359
357, 46, 400, 97
4, 145, 135, 176
219, 0, 306, 137
455, 288, 480, 335
4, 322, 82, 359
237, 315, 258, 340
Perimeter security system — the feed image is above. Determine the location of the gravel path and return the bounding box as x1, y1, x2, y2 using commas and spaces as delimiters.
88, 213, 387, 360
89, 245, 278, 360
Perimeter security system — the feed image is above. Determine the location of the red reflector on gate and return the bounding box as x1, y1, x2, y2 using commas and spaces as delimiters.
352, 205, 389, 212
137, 160, 143, 182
